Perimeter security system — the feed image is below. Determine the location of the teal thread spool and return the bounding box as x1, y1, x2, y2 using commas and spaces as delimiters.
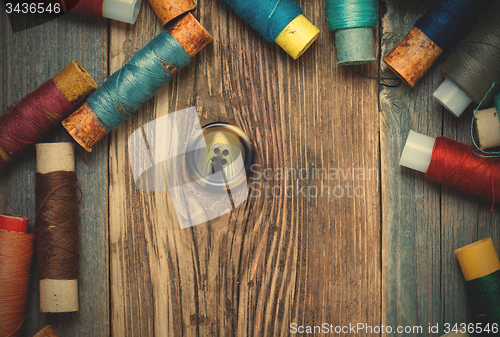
325, 0, 378, 65
62, 13, 213, 151
86, 31, 191, 131
456, 239, 500, 334
220, 0, 320, 59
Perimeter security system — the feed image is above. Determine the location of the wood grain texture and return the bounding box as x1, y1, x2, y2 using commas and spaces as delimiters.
0, 9, 109, 337
380, 0, 500, 335
109, 0, 380, 336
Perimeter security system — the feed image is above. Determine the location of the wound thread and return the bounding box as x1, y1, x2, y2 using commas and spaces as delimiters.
325, 0, 377, 31
220, 0, 303, 42
35, 171, 79, 281
440, 2, 500, 106
0, 79, 74, 172
414, 0, 494, 52
465, 270, 500, 328
425, 137, 500, 202
0, 230, 34, 337
85, 30, 191, 131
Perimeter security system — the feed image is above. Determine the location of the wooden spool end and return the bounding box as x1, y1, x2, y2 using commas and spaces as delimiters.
53, 60, 98, 107
36, 143, 79, 313
274, 14, 320, 60
34, 325, 61, 337
383, 27, 442, 87
474, 107, 500, 150
455, 238, 500, 282
148, 0, 196, 26
62, 13, 212, 152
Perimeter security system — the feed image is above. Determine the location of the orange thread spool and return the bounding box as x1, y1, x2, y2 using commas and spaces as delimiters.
0, 214, 34, 337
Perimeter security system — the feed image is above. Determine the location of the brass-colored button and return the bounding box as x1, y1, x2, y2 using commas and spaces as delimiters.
186, 122, 252, 190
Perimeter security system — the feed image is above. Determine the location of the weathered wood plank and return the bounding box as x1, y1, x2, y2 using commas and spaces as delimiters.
380, 0, 500, 335
110, 0, 380, 336
0, 10, 109, 337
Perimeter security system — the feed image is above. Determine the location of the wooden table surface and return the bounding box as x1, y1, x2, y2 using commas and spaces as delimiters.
1, 0, 499, 336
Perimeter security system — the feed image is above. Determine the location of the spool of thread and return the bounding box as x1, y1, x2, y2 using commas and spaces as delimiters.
148, 0, 196, 25
455, 238, 500, 330
0, 60, 97, 173
433, 2, 500, 117
0, 214, 34, 337
40, 0, 142, 24
35, 143, 79, 313
325, 0, 378, 65
34, 326, 61, 337
399, 130, 500, 203
384, 0, 495, 87
219, 0, 320, 59
475, 96, 500, 150
62, 13, 212, 152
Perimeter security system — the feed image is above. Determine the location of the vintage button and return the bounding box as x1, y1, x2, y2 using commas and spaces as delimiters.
186, 122, 253, 190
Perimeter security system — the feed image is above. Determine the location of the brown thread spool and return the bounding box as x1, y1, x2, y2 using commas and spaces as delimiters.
0, 214, 34, 337
33, 325, 61, 337
62, 12, 212, 152
35, 143, 79, 313
148, 0, 196, 25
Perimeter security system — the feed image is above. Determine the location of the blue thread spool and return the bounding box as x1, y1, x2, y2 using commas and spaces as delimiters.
220, 0, 320, 59
63, 13, 212, 152
325, 0, 378, 65
384, 0, 495, 87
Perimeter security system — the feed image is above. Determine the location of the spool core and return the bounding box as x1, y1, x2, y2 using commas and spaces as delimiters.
102, 0, 142, 24
0, 214, 29, 234
433, 79, 473, 117
335, 27, 376, 65
455, 238, 500, 281
474, 107, 500, 149
399, 130, 436, 173
274, 14, 320, 60
384, 27, 443, 87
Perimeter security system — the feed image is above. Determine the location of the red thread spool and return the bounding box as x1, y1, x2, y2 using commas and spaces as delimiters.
400, 131, 500, 204
0, 214, 34, 337
0, 60, 97, 173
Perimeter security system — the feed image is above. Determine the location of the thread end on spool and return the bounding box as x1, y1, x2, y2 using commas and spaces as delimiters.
334, 28, 376, 65
475, 107, 500, 150
274, 14, 320, 60
433, 79, 472, 117
399, 130, 435, 173
102, 0, 142, 24
455, 238, 500, 281
0, 214, 29, 234
383, 27, 443, 87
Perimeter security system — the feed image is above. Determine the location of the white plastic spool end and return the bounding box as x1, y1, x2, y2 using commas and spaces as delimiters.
102, 0, 142, 24
433, 78, 473, 118
399, 130, 436, 173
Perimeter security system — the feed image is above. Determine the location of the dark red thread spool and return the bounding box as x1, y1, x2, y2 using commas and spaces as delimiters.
400, 131, 500, 205
0, 60, 97, 173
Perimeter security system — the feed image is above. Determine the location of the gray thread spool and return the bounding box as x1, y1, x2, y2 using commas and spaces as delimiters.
433, 2, 500, 117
